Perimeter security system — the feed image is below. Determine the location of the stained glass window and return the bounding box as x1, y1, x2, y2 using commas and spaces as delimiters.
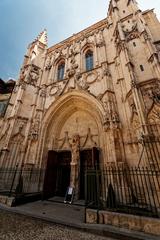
57, 63, 65, 80
85, 51, 93, 71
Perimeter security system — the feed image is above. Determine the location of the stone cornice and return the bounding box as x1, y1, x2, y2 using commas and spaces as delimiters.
47, 18, 107, 54
142, 9, 154, 16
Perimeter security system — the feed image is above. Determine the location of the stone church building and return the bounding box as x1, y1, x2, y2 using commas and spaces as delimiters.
0, 0, 160, 199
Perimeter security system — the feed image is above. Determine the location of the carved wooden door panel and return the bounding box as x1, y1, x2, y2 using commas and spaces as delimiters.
92, 147, 99, 169
43, 150, 58, 199
80, 147, 99, 199
56, 151, 71, 197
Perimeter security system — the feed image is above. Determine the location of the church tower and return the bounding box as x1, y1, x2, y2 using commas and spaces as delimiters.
107, 0, 160, 168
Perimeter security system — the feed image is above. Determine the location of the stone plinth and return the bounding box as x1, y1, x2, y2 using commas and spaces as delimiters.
86, 208, 160, 236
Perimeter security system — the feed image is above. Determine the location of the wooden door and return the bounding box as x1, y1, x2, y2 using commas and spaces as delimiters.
55, 151, 71, 197
43, 151, 58, 199
80, 147, 99, 199
92, 147, 99, 169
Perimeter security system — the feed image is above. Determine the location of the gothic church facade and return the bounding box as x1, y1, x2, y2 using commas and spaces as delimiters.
0, 0, 160, 198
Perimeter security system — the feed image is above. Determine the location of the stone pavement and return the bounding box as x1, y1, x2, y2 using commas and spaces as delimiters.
0, 200, 159, 240
0, 209, 113, 240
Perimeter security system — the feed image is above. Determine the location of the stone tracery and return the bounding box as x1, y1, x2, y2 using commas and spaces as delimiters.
0, 0, 160, 199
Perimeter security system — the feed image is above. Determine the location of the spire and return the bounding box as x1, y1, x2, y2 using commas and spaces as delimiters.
107, 0, 139, 19
37, 29, 48, 45
26, 29, 48, 62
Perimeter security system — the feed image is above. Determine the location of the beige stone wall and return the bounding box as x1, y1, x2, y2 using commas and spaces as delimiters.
86, 209, 160, 236
143, 10, 160, 42
0, 0, 160, 173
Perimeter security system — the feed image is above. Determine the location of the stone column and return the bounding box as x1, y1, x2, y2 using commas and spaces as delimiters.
64, 46, 69, 78
70, 134, 80, 200
94, 35, 99, 67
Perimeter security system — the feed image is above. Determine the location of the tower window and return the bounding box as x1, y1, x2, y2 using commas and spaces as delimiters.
85, 50, 93, 71
140, 65, 144, 71
133, 42, 136, 47
57, 62, 65, 80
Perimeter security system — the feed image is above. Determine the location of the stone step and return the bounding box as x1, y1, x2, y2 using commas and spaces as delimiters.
0, 195, 14, 206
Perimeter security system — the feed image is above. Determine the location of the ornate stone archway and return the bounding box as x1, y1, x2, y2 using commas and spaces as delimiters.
38, 91, 104, 198
40, 91, 104, 161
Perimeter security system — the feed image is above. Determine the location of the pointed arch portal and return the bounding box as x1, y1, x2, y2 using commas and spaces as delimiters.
41, 91, 104, 199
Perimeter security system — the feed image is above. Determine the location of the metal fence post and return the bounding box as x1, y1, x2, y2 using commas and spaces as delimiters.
9, 164, 18, 196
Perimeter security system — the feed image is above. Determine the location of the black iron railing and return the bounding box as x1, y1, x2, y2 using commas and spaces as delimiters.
85, 167, 160, 218
0, 167, 45, 197
0, 165, 160, 218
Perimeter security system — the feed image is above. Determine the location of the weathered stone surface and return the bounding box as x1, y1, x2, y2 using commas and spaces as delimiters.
128, 216, 142, 232
0, 209, 112, 240
142, 218, 160, 236
119, 215, 129, 229
0, 196, 7, 205
86, 209, 98, 224
96, 210, 160, 236
0, 0, 160, 218
0, 196, 15, 207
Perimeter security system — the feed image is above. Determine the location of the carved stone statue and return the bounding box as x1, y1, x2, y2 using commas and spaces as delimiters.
96, 30, 105, 47
103, 112, 110, 131
103, 67, 111, 78
19, 68, 26, 82
45, 55, 52, 70
67, 54, 79, 78
71, 134, 80, 164
40, 85, 47, 98
70, 134, 80, 198
28, 66, 40, 86
30, 114, 40, 140
76, 74, 89, 90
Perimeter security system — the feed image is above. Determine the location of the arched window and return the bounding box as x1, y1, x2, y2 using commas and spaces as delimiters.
85, 50, 93, 71
57, 62, 65, 80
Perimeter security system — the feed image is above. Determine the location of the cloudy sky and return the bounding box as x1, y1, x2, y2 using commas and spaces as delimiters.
0, 0, 159, 80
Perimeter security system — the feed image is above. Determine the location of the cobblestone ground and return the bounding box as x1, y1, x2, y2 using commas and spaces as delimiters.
0, 210, 114, 240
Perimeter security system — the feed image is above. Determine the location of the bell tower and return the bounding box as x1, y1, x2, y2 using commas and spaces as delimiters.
107, 0, 160, 167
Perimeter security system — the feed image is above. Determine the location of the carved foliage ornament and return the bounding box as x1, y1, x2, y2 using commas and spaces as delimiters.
55, 49, 63, 60
67, 53, 79, 78
126, 31, 140, 42
102, 66, 111, 78
40, 85, 47, 97
103, 100, 120, 131
10, 118, 27, 144
142, 83, 160, 112
96, 31, 105, 48
29, 113, 41, 141
57, 128, 98, 150
85, 71, 98, 84
0, 123, 10, 149
45, 55, 52, 70
69, 44, 79, 57
19, 66, 28, 82
143, 31, 151, 41
27, 66, 40, 86
116, 39, 126, 54
128, 95, 138, 121
49, 84, 63, 97
75, 73, 89, 90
